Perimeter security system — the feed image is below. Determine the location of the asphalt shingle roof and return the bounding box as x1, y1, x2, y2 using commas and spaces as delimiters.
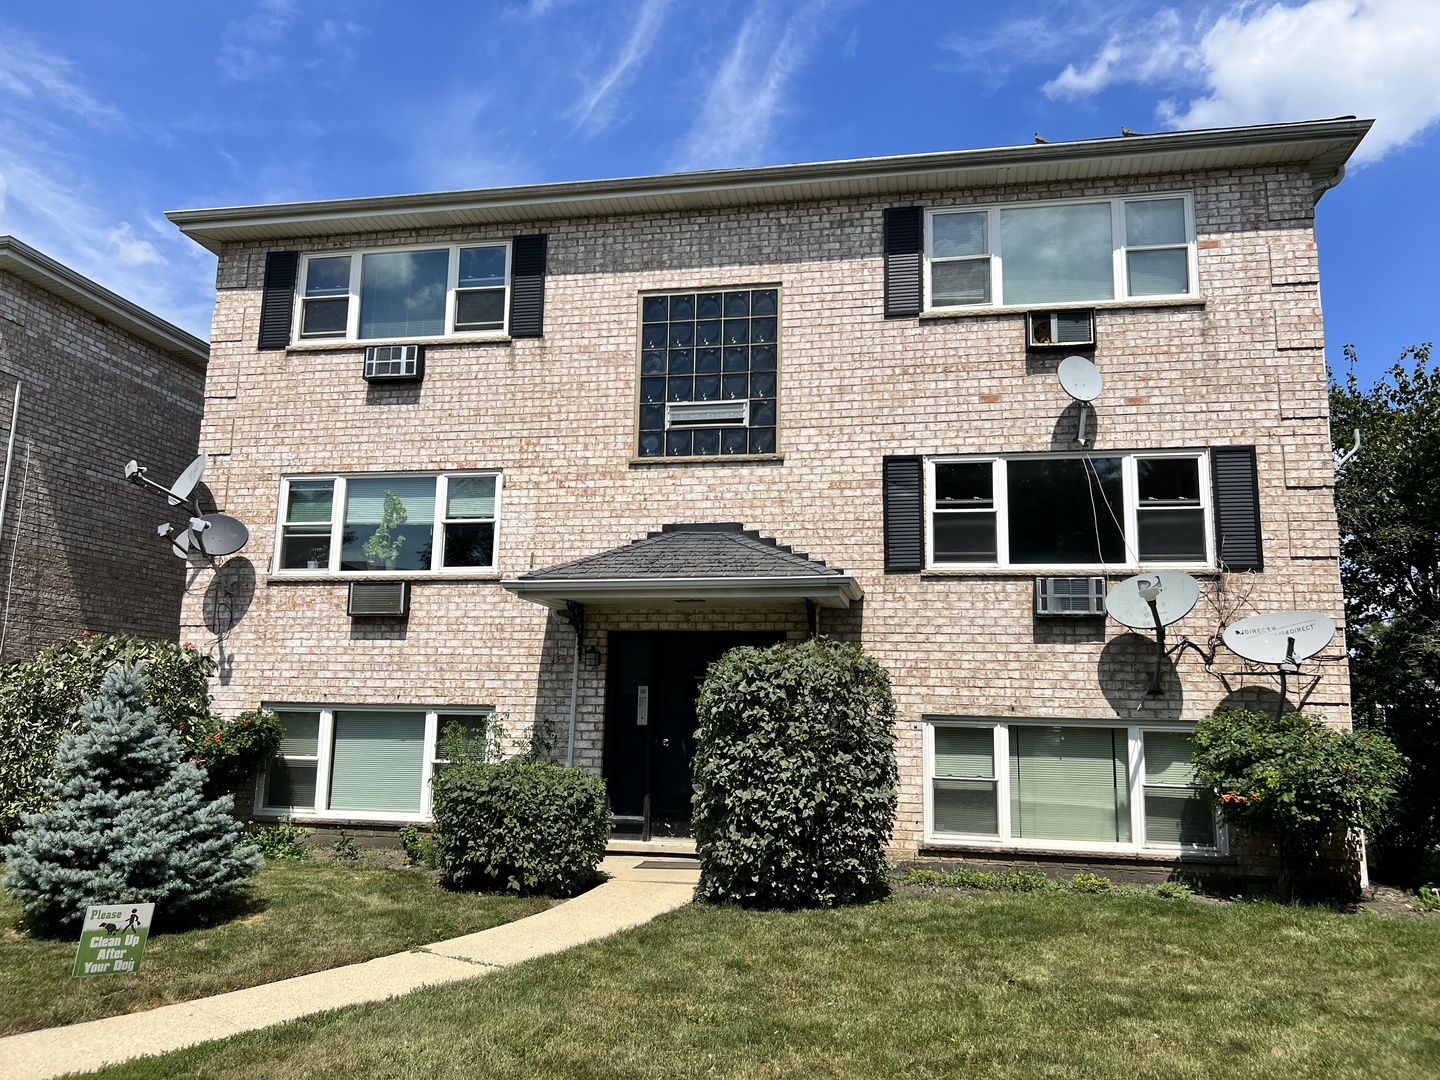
519, 523, 845, 582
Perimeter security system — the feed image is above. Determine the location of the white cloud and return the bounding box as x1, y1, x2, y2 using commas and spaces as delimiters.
0, 30, 213, 336
218, 0, 299, 83
673, 0, 840, 171
0, 33, 121, 124
1042, 1, 1440, 163
566, 0, 671, 135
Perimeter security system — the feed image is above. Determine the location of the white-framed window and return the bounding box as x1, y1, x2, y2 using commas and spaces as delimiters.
927, 451, 1211, 570
274, 472, 501, 575
296, 242, 511, 343
925, 194, 1197, 310
924, 719, 1222, 853
257, 706, 494, 821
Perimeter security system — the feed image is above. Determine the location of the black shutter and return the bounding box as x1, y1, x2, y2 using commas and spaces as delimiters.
257, 251, 299, 350
509, 234, 547, 338
1211, 446, 1263, 571
883, 207, 923, 319
883, 455, 925, 572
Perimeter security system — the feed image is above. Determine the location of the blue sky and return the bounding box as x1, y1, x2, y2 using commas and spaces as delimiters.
1, 0, 1436, 385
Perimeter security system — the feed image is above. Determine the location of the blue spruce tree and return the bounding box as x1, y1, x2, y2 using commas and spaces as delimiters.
2, 664, 261, 935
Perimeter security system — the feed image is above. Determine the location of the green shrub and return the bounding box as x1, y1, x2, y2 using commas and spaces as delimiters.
248, 818, 311, 861
1154, 880, 1193, 900
399, 824, 442, 870
1415, 886, 1440, 912
431, 759, 608, 897
1068, 872, 1113, 894
0, 634, 216, 837
692, 639, 898, 909
1191, 709, 1407, 898
330, 833, 361, 861
1, 665, 260, 935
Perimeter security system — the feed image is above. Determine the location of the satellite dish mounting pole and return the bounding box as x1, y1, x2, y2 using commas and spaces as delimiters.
1141, 584, 1166, 695
1075, 401, 1090, 446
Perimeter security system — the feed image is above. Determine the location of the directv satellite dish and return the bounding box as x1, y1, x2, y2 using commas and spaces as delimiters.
1105, 571, 1200, 629
168, 454, 207, 507
192, 513, 249, 558
1057, 355, 1103, 402
1223, 611, 1335, 668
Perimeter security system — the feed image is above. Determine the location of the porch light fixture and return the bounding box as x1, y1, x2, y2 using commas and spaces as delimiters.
583, 646, 600, 668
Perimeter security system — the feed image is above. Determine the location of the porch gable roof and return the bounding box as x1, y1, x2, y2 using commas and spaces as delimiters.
502, 523, 862, 609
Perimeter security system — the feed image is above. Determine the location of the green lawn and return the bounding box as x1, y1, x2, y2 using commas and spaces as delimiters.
79, 891, 1440, 1080
0, 861, 549, 1036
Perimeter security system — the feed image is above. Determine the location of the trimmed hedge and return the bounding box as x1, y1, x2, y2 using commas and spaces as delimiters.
692, 638, 898, 908
431, 759, 609, 897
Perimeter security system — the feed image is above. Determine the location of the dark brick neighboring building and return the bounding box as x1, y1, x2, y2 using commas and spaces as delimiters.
0, 236, 209, 662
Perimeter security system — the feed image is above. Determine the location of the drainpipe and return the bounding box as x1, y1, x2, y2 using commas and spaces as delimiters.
564, 601, 586, 767
0, 382, 21, 558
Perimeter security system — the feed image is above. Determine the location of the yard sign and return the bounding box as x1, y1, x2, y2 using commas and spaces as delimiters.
72, 903, 155, 977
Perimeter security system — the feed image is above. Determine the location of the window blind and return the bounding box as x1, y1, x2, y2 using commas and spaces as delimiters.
344, 477, 437, 527
446, 476, 496, 518
1010, 726, 1130, 842
286, 482, 333, 524
328, 711, 426, 814
274, 711, 320, 756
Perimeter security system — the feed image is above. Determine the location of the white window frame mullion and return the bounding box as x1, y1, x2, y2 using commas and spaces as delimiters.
994, 722, 1012, 842
1197, 450, 1215, 567
445, 245, 460, 336
1121, 455, 1140, 566
329, 477, 347, 572
1110, 199, 1126, 304
433, 475, 449, 572
988, 206, 1003, 306
993, 459, 1011, 567
314, 708, 336, 813
421, 710, 440, 817
1127, 725, 1147, 846
922, 721, 936, 839
345, 254, 362, 341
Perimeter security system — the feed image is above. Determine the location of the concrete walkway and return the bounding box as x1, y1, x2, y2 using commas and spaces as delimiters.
0, 855, 699, 1080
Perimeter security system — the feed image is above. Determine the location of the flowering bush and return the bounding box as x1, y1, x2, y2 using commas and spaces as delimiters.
1190, 709, 1406, 898
184, 709, 285, 798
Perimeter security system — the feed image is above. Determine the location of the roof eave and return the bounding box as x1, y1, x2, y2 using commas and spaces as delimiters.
0, 237, 209, 369
503, 575, 863, 610
166, 118, 1373, 254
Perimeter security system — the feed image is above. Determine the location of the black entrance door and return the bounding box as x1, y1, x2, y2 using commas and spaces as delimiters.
604, 630, 783, 830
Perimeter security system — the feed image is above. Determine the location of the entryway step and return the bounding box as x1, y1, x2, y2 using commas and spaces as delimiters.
607, 837, 698, 858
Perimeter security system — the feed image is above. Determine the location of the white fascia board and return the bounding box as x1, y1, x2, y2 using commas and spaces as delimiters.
166, 118, 1373, 254
503, 575, 862, 609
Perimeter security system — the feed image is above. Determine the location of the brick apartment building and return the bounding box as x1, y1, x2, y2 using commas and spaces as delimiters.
168, 117, 1368, 880
0, 236, 208, 662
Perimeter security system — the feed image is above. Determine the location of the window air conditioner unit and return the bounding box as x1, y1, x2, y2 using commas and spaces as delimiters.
666, 401, 749, 428
348, 581, 410, 617
363, 344, 424, 382
1027, 310, 1096, 349
1034, 576, 1106, 616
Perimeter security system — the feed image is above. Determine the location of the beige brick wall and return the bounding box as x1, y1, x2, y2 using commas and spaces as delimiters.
0, 272, 205, 661
182, 164, 1349, 860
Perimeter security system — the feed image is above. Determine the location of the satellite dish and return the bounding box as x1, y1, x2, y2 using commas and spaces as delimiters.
192, 513, 249, 558
1223, 611, 1335, 667
1105, 571, 1200, 629
1057, 355, 1103, 402
167, 454, 207, 506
